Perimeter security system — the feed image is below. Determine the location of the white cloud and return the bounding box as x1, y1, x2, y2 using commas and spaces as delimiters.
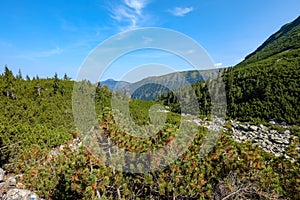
169, 7, 194, 17
214, 62, 223, 67
110, 0, 149, 30
19, 47, 63, 60
35, 47, 63, 58
124, 0, 147, 15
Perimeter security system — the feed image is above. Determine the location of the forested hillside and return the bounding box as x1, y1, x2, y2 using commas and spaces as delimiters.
0, 68, 113, 167
160, 16, 300, 124
240, 16, 300, 66
0, 67, 73, 167
224, 16, 300, 124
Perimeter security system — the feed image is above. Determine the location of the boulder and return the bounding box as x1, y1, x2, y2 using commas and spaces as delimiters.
259, 124, 268, 131
3, 189, 40, 200
249, 125, 258, 131
268, 120, 276, 125
238, 124, 249, 131
6, 177, 16, 187
270, 130, 278, 134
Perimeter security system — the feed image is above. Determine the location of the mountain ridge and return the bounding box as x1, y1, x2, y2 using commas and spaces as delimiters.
239, 16, 300, 66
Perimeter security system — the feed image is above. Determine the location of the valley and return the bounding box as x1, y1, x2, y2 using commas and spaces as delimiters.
0, 16, 299, 200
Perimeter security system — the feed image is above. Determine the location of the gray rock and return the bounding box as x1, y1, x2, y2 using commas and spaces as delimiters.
249, 125, 258, 131
270, 130, 278, 134
260, 126, 269, 133
0, 168, 5, 182
238, 124, 249, 131
232, 123, 239, 129
6, 177, 16, 186
240, 135, 247, 141
0, 182, 6, 189
281, 139, 290, 145
269, 120, 276, 125
3, 189, 40, 200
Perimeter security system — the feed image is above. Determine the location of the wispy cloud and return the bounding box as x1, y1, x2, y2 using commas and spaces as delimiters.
124, 0, 147, 15
33, 47, 63, 58
19, 47, 63, 60
110, 0, 149, 30
169, 7, 194, 17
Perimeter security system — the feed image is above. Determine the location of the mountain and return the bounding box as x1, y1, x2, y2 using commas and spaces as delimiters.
129, 69, 222, 100
222, 16, 300, 124
239, 16, 300, 66
100, 79, 130, 91
159, 16, 300, 124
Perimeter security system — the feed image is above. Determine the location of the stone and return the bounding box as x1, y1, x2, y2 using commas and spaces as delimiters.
240, 135, 247, 141
269, 120, 276, 125
16, 182, 25, 189
259, 124, 268, 131
249, 125, 258, 131
3, 189, 40, 200
284, 130, 291, 135
6, 177, 16, 186
232, 123, 239, 128
0, 168, 5, 182
0, 182, 6, 189
238, 124, 249, 131
281, 139, 290, 145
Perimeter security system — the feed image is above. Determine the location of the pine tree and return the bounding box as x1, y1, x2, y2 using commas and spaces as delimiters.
16, 69, 23, 80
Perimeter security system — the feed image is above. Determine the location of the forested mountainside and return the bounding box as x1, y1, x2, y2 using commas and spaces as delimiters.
240, 16, 300, 66
160, 16, 300, 124
223, 16, 300, 124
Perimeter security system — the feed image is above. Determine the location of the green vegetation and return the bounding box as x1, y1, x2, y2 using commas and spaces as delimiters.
1, 16, 300, 200
0, 67, 74, 168
159, 16, 300, 125
0, 65, 299, 199
223, 16, 300, 124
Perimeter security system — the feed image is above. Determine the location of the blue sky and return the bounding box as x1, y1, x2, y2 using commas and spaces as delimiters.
0, 0, 299, 82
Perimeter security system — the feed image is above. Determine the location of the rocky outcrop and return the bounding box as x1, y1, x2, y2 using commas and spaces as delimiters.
230, 121, 292, 157
0, 170, 43, 200
3, 189, 40, 200
188, 116, 298, 158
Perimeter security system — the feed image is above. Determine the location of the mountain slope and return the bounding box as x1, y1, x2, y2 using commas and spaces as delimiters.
239, 16, 300, 66
129, 69, 221, 100
159, 16, 300, 124
223, 16, 300, 124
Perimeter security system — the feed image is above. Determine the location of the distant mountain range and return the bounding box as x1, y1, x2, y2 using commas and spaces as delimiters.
100, 79, 130, 91
101, 68, 222, 100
